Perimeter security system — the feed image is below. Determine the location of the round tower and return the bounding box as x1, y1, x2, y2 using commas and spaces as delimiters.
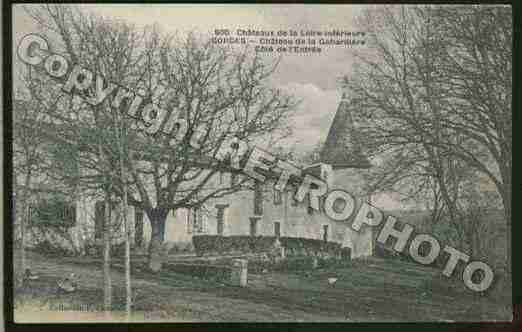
320, 92, 374, 258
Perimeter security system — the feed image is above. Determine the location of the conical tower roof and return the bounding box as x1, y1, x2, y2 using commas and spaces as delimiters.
320, 93, 371, 169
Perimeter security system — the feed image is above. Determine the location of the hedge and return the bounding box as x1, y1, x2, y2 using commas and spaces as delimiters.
279, 237, 342, 257
248, 255, 351, 273
192, 235, 345, 258
192, 235, 277, 256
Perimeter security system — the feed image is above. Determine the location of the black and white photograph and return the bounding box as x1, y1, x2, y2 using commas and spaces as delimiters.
7, 3, 513, 322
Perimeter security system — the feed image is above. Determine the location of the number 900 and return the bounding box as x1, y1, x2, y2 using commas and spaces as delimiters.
214, 29, 230, 36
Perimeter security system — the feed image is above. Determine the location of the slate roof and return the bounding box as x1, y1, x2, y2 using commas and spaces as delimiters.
320, 93, 371, 169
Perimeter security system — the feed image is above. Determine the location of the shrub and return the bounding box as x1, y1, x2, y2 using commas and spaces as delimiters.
163, 262, 231, 282
375, 241, 449, 269
193, 235, 277, 256
251, 236, 277, 252
193, 235, 344, 258
279, 237, 342, 257
31, 198, 76, 227
31, 239, 74, 257
166, 242, 196, 254
111, 242, 126, 257
192, 235, 222, 256
227, 236, 251, 253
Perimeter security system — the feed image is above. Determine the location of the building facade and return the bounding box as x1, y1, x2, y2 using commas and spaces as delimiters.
35, 94, 377, 259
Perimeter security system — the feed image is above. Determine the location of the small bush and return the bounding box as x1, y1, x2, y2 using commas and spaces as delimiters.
31, 239, 74, 257
111, 242, 126, 257
275, 256, 314, 271
84, 242, 100, 256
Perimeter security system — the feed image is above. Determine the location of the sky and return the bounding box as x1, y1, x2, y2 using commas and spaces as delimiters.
12, 4, 370, 153
12, 4, 408, 210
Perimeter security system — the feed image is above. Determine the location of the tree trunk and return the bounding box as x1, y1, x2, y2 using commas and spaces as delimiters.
103, 190, 112, 313
21, 169, 32, 276
147, 208, 169, 272
116, 112, 132, 321
21, 203, 28, 274
122, 185, 131, 320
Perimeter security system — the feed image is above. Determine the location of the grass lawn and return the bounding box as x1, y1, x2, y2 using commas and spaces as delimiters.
12, 250, 512, 322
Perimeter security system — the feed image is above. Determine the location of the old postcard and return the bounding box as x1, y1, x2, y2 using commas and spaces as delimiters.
9, 3, 512, 322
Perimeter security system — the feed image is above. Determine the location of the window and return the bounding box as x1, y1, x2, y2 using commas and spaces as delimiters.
250, 217, 259, 236
230, 173, 237, 187
186, 209, 194, 234
135, 207, 144, 247
253, 181, 263, 215
274, 222, 281, 238
322, 225, 329, 242
217, 213, 224, 235
215, 204, 228, 236
60, 203, 76, 223
190, 207, 206, 234
187, 207, 206, 234
273, 189, 282, 205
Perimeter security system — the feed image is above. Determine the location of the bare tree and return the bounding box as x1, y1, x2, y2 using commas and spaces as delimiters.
13, 70, 56, 273
23, 5, 297, 274
345, 6, 511, 260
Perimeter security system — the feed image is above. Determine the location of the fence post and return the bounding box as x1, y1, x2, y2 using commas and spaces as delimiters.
230, 259, 248, 287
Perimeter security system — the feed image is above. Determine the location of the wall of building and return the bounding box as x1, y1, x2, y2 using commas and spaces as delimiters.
67, 164, 375, 259
157, 165, 376, 259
